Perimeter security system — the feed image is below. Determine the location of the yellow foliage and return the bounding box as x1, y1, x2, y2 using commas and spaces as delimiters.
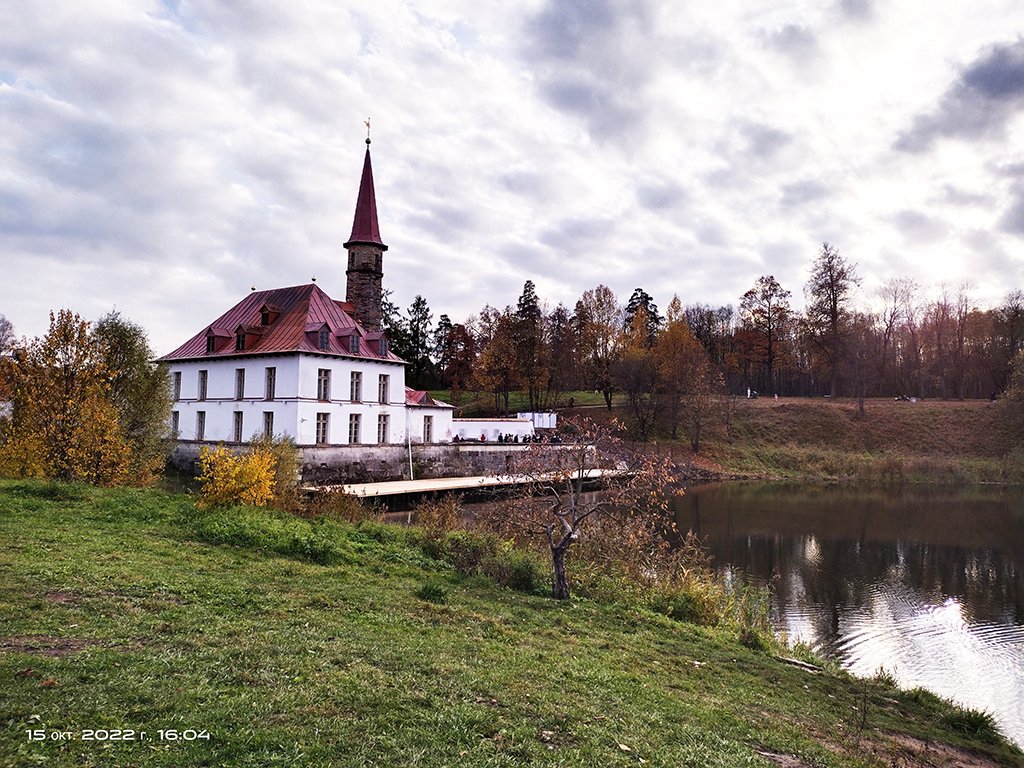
196, 445, 276, 509
0, 310, 137, 486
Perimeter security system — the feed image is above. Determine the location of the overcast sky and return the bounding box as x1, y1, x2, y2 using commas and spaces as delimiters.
2, 1, 1024, 355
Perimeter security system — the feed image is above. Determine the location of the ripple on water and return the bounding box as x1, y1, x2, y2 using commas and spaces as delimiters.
785, 582, 1024, 748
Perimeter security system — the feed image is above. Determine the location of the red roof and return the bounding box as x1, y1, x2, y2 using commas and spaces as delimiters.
343, 145, 387, 250
160, 283, 405, 363
405, 388, 453, 409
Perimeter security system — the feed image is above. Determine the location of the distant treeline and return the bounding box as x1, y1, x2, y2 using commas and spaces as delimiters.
382, 243, 1023, 410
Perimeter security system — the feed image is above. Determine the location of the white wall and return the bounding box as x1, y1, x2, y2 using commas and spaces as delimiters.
168, 352, 461, 447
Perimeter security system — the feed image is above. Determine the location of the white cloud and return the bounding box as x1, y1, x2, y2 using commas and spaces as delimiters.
1, 0, 1023, 354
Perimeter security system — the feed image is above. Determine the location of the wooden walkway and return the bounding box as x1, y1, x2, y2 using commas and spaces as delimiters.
305, 468, 619, 500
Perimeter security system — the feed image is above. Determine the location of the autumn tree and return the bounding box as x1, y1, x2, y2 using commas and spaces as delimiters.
435, 319, 476, 402
613, 308, 660, 440
93, 311, 173, 483
0, 310, 133, 484
1000, 350, 1024, 447
0, 314, 14, 400
656, 298, 723, 451
0, 314, 13, 356
488, 416, 675, 599
574, 285, 622, 409
474, 308, 518, 414
546, 303, 577, 403
739, 275, 792, 395
804, 242, 860, 396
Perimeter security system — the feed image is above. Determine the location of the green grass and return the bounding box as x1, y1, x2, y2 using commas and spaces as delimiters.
1, 480, 1020, 767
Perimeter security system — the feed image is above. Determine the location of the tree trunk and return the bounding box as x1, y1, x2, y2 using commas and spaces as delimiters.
551, 545, 570, 600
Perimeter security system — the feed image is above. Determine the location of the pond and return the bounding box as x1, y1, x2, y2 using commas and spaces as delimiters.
675, 482, 1024, 747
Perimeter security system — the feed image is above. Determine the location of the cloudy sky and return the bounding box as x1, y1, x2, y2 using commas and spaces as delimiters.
2, 0, 1024, 355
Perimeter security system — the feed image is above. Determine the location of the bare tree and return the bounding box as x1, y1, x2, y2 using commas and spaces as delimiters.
804, 242, 860, 396
574, 285, 623, 410
487, 417, 675, 600
739, 275, 792, 395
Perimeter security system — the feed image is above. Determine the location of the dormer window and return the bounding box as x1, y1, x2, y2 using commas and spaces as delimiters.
378, 337, 388, 356
259, 304, 280, 326
318, 327, 330, 352
206, 337, 216, 354
349, 334, 360, 354
235, 331, 246, 351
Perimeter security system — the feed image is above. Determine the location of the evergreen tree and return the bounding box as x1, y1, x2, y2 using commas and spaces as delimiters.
404, 295, 434, 389
624, 288, 663, 347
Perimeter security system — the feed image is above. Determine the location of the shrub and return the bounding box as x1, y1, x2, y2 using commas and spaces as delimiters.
249, 434, 303, 512
308, 489, 380, 522
941, 707, 1002, 743
415, 577, 450, 604
412, 494, 461, 532
196, 445, 276, 509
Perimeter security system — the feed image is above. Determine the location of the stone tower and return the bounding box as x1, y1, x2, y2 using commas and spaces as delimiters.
344, 139, 387, 332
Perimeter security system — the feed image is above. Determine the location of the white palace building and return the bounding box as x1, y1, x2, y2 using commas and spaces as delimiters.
161, 139, 536, 481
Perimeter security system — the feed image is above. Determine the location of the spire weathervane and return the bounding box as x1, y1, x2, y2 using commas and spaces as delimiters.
364, 117, 371, 145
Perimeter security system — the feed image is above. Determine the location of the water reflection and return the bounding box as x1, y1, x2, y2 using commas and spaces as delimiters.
675, 483, 1024, 747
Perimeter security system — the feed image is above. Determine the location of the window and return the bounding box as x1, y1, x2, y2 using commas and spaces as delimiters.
317, 369, 331, 401
378, 337, 388, 356
233, 412, 244, 443
235, 369, 245, 400
172, 371, 181, 401
235, 331, 245, 351
349, 334, 360, 354
198, 370, 208, 401
265, 367, 276, 400
378, 374, 389, 405
318, 327, 330, 351
377, 414, 389, 444
206, 337, 216, 354
348, 413, 361, 444
261, 309, 270, 326
316, 413, 330, 445
350, 371, 362, 402
171, 411, 179, 435
423, 415, 434, 443
196, 411, 206, 441
263, 411, 274, 438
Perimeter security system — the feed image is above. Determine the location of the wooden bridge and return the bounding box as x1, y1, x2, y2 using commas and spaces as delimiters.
303, 469, 621, 509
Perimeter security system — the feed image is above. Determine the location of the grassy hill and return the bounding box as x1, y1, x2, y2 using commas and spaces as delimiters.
705, 397, 1023, 484
432, 390, 1023, 483
1, 480, 1020, 767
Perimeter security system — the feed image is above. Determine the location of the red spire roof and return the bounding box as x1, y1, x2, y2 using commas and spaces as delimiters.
344, 144, 387, 249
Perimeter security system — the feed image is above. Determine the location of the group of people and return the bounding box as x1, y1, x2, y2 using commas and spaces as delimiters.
451, 432, 560, 444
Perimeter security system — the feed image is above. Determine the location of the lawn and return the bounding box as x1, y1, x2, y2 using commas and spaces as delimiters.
1, 480, 1019, 767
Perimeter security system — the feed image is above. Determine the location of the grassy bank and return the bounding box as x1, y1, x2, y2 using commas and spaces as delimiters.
1, 480, 1020, 767
429, 389, 1023, 483
706, 397, 1024, 484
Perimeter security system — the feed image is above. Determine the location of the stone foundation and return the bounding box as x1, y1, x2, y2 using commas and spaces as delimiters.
170, 442, 531, 484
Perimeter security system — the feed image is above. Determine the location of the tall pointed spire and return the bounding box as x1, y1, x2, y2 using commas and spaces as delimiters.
344, 140, 387, 250
345, 132, 387, 332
